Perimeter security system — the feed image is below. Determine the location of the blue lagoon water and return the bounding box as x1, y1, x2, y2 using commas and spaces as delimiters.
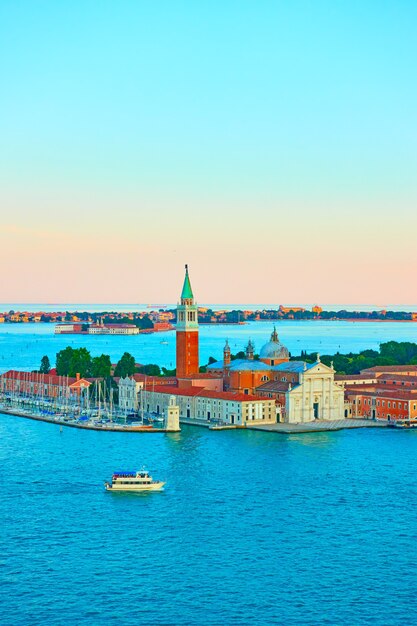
1, 321, 417, 624
0, 319, 417, 374
1, 418, 417, 625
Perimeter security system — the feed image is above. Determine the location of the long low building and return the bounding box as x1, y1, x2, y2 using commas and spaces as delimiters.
141, 385, 277, 426
0, 370, 93, 399
89, 323, 140, 335
341, 367, 417, 422
347, 388, 417, 421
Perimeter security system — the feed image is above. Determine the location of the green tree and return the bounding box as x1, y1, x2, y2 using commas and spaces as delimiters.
69, 347, 92, 378
380, 341, 417, 364
39, 355, 51, 374
56, 346, 92, 377
135, 315, 154, 330
137, 364, 161, 376
56, 346, 74, 375
114, 352, 136, 378
91, 354, 112, 378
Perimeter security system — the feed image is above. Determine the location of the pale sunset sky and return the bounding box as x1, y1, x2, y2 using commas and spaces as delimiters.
0, 1, 416, 305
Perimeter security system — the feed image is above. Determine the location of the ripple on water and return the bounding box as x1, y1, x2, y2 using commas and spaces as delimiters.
1, 417, 417, 625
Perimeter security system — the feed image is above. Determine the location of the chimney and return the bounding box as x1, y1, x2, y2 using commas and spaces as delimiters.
76, 373, 80, 381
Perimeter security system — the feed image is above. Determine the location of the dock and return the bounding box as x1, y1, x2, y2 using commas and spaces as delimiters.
179, 417, 388, 433
247, 418, 388, 434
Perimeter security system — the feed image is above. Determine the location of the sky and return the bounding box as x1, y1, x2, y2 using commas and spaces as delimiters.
0, 1, 416, 305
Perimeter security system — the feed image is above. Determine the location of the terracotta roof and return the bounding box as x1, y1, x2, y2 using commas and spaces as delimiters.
378, 374, 417, 383
361, 365, 417, 374
177, 373, 223, 380
255, 381, 292, 392
70, 378, 93, 388
149, 385, 269, 403
347, 389, 417, 400
0, 370, 76, 386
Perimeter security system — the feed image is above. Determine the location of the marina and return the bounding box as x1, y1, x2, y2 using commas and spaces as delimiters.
0, 393, 176, 432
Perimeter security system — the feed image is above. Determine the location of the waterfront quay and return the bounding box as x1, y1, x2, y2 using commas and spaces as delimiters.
248, 418, 388, 434
0, 402, 387, 435
0, 395, 178, 433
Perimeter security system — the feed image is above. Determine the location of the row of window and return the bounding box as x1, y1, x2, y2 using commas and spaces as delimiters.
355, 398, 415, 410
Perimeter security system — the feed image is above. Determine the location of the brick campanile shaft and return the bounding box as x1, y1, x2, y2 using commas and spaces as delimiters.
176, 265, 199, 377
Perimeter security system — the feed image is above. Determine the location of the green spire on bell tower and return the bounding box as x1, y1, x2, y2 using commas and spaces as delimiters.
181, 264, 194, 302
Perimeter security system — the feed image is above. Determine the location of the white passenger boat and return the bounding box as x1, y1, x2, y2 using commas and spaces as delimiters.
104, 469, 165, 492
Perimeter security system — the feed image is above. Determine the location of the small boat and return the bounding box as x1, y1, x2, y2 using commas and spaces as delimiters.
104, 469, 165, 492
392, 419, 417, 429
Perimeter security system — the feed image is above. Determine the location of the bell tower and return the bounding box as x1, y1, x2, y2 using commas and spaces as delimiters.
246, 339, 254, 360
176, 265, 199, 377
223, 339, 231, 368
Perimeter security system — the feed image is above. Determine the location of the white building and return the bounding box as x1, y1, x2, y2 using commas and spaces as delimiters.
117, 375, 177, 412
256, 357, 346, 423
118, 376, 144, 411
142, 385, 276, 426
89, 323, 139, 335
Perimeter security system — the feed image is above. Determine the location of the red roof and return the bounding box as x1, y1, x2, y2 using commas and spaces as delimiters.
0, 370, 76, 386
149, 384, 266, 402
378, 373, 417, 383
255, 381, 291, 392
177, 373, 223, 380
347, 388, 417, 400
361, 365, 417, 374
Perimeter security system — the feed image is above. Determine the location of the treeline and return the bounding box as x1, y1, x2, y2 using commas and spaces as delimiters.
38, 340, 417, 380
295, 341, 417, 374
170, 308, 414, 323
37, 348, 176, 379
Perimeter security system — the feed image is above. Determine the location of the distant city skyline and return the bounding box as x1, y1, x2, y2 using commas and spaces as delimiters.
1, 1, 416, 303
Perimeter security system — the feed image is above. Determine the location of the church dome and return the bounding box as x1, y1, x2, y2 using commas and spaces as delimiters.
260, 328, 289, 360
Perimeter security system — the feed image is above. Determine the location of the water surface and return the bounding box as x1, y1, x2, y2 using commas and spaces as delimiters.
1, 416, 416, 625
1, 319, 416, 374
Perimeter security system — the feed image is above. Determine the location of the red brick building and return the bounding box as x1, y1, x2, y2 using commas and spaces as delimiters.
0, 370, 93, 399
347, 388, 417, 421
341, 367, 417, 422
176, 265, 199, 378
